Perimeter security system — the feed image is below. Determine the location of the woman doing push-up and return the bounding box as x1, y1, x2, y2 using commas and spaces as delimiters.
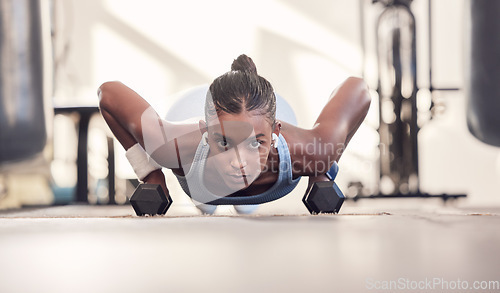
98, 54, 371, 214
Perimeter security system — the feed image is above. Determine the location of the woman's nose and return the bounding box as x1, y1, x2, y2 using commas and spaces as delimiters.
230, 151, 247, 170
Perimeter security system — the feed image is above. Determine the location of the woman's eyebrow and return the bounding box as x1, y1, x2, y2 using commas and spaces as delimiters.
213, 132, 266, 141
244, 134, 266, 142
213, 132, 233, 143
213, 132, 226, 139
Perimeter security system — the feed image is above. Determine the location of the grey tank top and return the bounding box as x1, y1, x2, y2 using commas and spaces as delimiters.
174, 133, 301, 205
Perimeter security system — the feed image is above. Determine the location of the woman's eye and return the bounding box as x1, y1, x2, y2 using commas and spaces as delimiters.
249, 140, 262, 149
217, 140, 229, 148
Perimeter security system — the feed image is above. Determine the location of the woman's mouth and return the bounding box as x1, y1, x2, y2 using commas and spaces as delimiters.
226, 173, 249, 186
228, 173, 247, 179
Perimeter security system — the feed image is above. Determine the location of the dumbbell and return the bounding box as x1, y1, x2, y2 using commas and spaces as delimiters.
130, 184, 172, 216
302, 161, 345, 214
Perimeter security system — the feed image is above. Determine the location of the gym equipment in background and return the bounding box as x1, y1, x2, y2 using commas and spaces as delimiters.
352, 0, 466, 200
466, 0, 500, 147
0, 0, 54, 208
376, 0, 419, 196
0, 0, 51, 165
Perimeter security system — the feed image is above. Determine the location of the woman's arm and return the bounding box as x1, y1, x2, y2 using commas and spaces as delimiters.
285, 76, 371, 178
98, 81, 151, 150
312, 76, 371, 157
98, 81, 200, 190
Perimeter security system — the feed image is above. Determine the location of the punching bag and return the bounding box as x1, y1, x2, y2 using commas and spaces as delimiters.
0, 0, 49, 164
467, 0, 500, 147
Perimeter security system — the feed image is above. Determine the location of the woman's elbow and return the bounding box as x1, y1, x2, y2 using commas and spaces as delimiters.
362, 86, 371, 109
363, 88, 372, 115
345, 76, 371, 99
350, 77, 371, 110
97, 81, 120, 110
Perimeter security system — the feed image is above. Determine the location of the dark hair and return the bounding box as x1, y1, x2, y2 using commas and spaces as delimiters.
205, 54, 276, 126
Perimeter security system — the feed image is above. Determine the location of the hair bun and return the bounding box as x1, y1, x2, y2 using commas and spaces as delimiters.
231, 54, 257, 75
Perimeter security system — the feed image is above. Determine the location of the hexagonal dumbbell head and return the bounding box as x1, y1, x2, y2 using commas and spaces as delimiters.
302, 181, 345, 214
130, 184, 172, 216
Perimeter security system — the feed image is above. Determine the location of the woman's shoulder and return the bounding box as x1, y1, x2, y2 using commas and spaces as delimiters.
279, 121, 315, 152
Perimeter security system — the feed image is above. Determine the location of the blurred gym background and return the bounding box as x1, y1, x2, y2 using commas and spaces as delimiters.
1, 0, 499, 212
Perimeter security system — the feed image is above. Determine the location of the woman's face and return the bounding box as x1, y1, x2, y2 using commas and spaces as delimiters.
205, 110, 275, 192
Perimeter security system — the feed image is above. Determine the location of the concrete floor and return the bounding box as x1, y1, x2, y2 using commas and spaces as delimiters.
1, 202, 500, 293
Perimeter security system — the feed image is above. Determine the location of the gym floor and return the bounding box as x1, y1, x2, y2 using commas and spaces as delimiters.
1, 200, 500, 293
